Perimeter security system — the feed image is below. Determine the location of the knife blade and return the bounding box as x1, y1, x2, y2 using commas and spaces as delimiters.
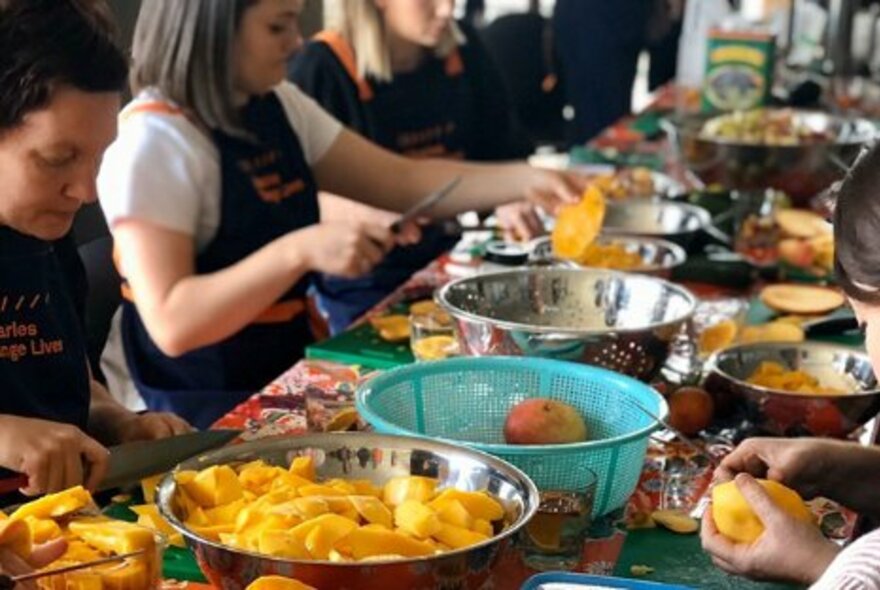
0, 429, 241, 495
390, 176, 461, 234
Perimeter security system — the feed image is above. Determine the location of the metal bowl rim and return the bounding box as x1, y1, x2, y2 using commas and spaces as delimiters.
356, 356, 669, 454
436, 267, 697, 336
155, 431, 540, 568
665, 111, 877, 148
602, 201, 713, 237
530, 235, 687, 273
705, 341, 880, 399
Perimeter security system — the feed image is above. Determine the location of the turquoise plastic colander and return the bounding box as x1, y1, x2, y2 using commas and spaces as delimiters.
356, 356, 667, 517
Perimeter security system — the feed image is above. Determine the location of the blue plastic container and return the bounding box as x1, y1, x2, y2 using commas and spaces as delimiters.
357, 357, 667, 517
522, 572, 693, 589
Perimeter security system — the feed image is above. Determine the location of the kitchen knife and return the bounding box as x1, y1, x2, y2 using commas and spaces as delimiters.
0, 429, 241, 495
390, 176, 461, 234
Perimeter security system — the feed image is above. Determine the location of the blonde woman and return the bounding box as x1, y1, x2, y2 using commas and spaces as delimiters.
290, 0, 543, 333
98, 0, 583, 428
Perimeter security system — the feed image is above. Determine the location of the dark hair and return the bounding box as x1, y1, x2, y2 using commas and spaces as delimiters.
834, 145, 880, 304
131, 0, 258, 139
0, 0, 128, 132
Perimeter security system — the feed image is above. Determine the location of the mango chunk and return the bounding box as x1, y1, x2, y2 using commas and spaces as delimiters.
246, 576, 317, 590
429, 489, 504, 522
139, 475, 164, 505
24, 516, 62, 544
204, 499, 248, 526
10, 486, 93, 521
181, 465, 243, 508
394, 501, 441, 539
289, 457, 317, 482
346, 527, 435, 560
433, 523, 489, 549
100, 560, 148, 590
290, 498, 330, 520
257, 530, 310, 560
64, 572, 104, 590
303, 517, 357, 559
472, 519, 494, 537
68, 518, 157, 554
350, 496, 393, 528
651, 510, 699, 535
238, 462, 286, 495
383, 476, 437, 507
298, 484, 345, 498
350, 480, 383, 498
130, 505, 184, 548
434, 499, 473, 530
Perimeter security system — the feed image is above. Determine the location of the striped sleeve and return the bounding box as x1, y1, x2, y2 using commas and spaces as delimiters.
811, 530, 880, 590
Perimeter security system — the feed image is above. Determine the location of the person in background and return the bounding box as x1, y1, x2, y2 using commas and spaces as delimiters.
553, 0, 684, 144
701, 145, 880, 588
0, 0, 190, 498
290, 0, 541, 334
98, 0, 584, 429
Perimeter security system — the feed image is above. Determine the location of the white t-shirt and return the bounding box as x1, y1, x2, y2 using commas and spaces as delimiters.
98, 81, 342, 251
811, 529, 880, 590
97, 82, 342, 410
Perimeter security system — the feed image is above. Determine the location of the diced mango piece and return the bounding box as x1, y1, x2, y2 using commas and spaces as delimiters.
472, 519, 494, 537
289, 457, 317, 482
394, 501, 441, 539
434, 499, 473, 530
328, 549, 351, 563
429, 489, 504, 521
257, 530, 310, 560
64, 571, 104, 590
0, 517, 32, 558
180, 466, 243, 508
291, 498, 330, 520
350, 480, 383, 498
270, 473, 314, 494
10, 486, 93, 521
350, 496, 393, 528
60, 540, 104, 564
186, 523, 235, 542
24, 516, 61, 544
139, 474, 164, 505
130, 505, 184, 548
346, 527, 435, 560
100, 560, 148, 590
433, 523, 489, 549
68, 518, 157, 554
324, 479, 357, 495
238, 462, 286, 495
383, 476, 437, 507
298, 484, 344, 498
303, 517, 357, 559
246, 575, 317, 590
204, 499, 248, 526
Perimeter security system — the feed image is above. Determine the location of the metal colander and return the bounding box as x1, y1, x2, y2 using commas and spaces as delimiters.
436, 268, 696, 382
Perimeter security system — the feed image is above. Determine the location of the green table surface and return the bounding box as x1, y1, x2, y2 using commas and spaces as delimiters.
613, 529, 799, 590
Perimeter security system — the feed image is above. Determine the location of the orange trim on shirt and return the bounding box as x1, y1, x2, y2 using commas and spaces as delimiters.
444, 49, 464, 77
253, 299, 307, 324
119, 101, 185, 124
313, 30, 374, 102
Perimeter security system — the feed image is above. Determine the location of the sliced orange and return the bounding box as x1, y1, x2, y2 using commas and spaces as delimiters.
369, 315, 410, 342
698, 319, 738, 355
551, 185, 606, 261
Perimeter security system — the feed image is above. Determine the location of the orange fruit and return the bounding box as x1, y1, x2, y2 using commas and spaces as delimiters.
711, 479, 814, 544
667, 387, 714, 436
698, 319, 738, 355
551, 186, 606, 261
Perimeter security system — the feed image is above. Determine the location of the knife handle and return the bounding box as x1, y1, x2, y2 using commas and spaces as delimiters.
0, 474, 28, 495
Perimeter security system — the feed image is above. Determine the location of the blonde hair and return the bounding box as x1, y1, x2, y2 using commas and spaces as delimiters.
324, 0, 464, 82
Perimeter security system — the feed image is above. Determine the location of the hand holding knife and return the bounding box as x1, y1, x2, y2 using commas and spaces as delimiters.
390, 176, 462, 234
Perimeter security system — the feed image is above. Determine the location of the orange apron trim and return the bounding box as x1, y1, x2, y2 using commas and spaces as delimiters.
119, 100, 185, 124
444, 49, 464, 77
313, 30, 374, 102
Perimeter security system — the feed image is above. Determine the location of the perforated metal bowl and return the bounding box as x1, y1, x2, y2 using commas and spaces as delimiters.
602, 201, 712, 248
705, 342, 880, 438
436, 268, 696, 381
156, 433, 538, 590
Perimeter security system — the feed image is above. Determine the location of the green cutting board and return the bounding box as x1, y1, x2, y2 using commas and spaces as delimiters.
613, 529, 800, 590
306, 323, 414, 370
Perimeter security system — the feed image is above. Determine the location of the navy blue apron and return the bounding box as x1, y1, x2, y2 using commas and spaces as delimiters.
120, 93, 320, 429
313, 32, 471, 333
0, 228, 90, 427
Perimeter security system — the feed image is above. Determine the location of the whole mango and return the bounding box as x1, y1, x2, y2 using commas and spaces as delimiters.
711, 479, 814, 544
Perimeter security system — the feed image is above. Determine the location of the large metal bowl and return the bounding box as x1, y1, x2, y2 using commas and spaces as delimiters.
601, 201, 713, 248
665, 111, 876, 206
436, 268, 697, 381
705, 342, 880, 438
156, 433, 538, 590
530, 235, 687, 278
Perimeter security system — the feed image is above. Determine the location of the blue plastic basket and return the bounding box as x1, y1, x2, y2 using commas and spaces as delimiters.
356, 357, 667, 517
521, 573, 693, 589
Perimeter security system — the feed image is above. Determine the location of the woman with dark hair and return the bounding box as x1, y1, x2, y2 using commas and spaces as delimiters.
98, 0, 583, 428
290, 0, 540, 333
0, 0, 190, 498
701, 147, 880, 588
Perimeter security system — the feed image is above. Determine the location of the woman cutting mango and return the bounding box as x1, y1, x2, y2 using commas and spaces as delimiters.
290, 0, 542, 333
98, 0, 583, 429
701, 146, 880, 588
0, 0, 189, 499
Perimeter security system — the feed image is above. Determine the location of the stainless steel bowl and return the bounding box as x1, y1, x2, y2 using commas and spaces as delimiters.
436, 268, 697, 381
665, 111, 876, 206
705, 342, 880, 438
530, 235, 687, 278
156, 433, 538, 590
602, 201, 713, 248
